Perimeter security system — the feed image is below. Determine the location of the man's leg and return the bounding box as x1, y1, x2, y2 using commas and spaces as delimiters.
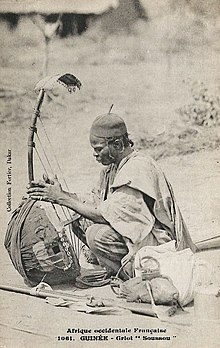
86, 224, 128, 276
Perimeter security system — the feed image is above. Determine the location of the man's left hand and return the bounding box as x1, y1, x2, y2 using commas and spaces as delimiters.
121, 252, 134, 266
27, 175, 63, 204
121, 252, 135, 278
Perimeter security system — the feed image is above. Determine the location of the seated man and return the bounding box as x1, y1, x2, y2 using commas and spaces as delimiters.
28, 113, 196, 278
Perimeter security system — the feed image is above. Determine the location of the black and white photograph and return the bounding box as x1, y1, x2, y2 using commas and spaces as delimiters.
0, 0, 219, 347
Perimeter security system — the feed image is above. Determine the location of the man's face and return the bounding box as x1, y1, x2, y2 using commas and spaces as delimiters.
90, 135, 117, 166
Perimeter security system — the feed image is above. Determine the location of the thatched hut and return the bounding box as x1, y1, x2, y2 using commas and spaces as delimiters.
0, 0, 147, 74
0, 0, 147, 35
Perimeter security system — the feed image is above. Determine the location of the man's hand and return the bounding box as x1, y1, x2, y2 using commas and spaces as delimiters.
121, 251, 135, 278
28, 175, 107, 223
27, 174, 64, 204
121, 251, 135, 266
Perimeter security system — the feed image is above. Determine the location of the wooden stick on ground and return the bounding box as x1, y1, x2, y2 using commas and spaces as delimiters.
0, 283, 161, 317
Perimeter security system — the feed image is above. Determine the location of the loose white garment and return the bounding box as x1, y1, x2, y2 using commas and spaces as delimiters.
100, 185, 155, 244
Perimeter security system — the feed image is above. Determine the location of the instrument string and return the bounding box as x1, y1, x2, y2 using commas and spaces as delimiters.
39, 117, 70, 191
35, 143, 79, 256
39, 117, 81, 254
34, 146, 49, 177
36, 119, 80, 257
39, 116, 81, 238
35, 134, 69, 221
34, 146, 62, 222
36, 132, 55, 176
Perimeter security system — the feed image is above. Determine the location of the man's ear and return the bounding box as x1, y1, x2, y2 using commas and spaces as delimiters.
113, 139, 124, 151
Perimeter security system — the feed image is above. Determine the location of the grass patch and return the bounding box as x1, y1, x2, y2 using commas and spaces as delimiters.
136, 123, 220, 160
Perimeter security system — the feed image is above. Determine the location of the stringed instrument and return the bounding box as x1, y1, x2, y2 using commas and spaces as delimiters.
5, 73, 86, 286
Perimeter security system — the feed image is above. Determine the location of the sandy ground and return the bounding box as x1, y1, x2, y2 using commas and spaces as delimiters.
0, 16, 220, 348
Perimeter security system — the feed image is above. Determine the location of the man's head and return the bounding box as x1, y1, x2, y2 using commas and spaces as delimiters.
90, 113, 133, 166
